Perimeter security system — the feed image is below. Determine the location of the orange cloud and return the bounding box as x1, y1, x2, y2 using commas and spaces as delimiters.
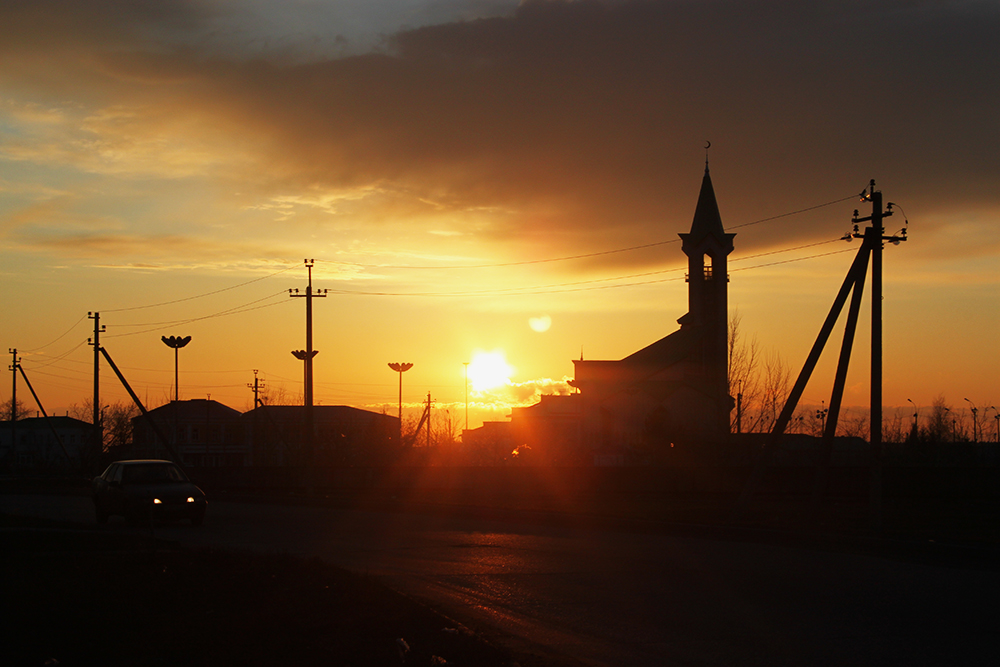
1, 0, 997, 272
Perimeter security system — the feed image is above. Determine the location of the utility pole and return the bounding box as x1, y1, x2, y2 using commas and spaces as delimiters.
88, 312, 105, 457
8, 348, 18, 467
851, 181, 903, 452
732, 180, 906, 528
851, 180, 905, 528
247, 369, 265, 408
247, 370, 265, 464
8, 348, 17, 420
290, 260, 327, 457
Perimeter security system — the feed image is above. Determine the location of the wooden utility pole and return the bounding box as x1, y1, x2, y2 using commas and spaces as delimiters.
732, 180, 906, 528
8, 348, 18, 466
247, 369, 265, 408
88, 312, 105, 458
851, 180, 904, 528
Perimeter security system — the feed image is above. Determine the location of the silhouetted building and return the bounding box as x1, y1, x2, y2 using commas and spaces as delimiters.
512, 166, 736, 464
0, 416, 93, 470
509, 395, 585, 465
572, 165, 735, 457
461, 420, 518, 465
131, 399, 246, 466
244, 404, 398, 467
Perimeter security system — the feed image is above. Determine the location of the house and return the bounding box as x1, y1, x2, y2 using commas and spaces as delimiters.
130, 399, 246, 467
0, 416, 95, 470
461, 420, 518, 466
243, 404, 398, 467
509, 394, 585, 465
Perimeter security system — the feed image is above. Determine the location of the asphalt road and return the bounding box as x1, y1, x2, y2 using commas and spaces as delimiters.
4, 492, 999, 666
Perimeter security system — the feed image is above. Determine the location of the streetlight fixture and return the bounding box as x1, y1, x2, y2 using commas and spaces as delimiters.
815, 401, 828, 436
388, 363, 413, 441
161, 335, 192, 402
965, 398, 979, 443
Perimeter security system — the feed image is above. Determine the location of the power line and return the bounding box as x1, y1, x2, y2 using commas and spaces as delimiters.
102, 263, 298, 313
318, 195, 856, 270
730, 247, 855, 273
104, 292, 292, 338
325, 242, 855, 297
19, 315, 88, 353
726, 195, 858, 230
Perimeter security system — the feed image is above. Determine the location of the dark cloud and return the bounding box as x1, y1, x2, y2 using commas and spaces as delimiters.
0, 0, 207, 52
4, 0, 998, 264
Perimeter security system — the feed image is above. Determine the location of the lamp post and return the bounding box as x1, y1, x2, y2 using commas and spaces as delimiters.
906, 398, 918, 440
162, 335, 191, 460
388, 363, 413, 441
965, 398, 979, 443
463, 361, 469, 432
161, 335, 192, 402
816, 401, 828, 437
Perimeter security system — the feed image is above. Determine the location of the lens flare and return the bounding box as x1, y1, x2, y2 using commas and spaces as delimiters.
529, 315, 552, 332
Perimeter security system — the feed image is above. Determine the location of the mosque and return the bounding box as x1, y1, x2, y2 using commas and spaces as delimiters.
502, 164, 736, 464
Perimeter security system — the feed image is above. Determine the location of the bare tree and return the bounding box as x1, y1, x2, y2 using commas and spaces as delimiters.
1, 398, 28, 421
923, 395, 952, 443
883, 407, 908, 444
728, 310, 793, 434
69, 399, 139, 452
728, 309, 760, 433
258, 384, 298, 407
839, 406, 871, 441
756, 350, 792, 434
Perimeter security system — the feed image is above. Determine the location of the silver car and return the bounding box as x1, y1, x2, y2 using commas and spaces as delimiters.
93, 460, 207, 525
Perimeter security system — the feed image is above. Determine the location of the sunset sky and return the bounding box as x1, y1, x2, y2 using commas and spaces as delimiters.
1, 0, 997, 430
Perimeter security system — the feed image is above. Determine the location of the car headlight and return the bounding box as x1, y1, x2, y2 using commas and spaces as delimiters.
153, 498, 162, 504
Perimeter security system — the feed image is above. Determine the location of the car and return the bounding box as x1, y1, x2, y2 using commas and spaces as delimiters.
93, 460, 207, 525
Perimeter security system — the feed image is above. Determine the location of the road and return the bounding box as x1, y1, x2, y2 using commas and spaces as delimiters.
4, 492, 999, 666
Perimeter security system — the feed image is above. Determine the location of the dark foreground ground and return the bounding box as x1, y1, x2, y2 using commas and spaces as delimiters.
2, 513, 573, 667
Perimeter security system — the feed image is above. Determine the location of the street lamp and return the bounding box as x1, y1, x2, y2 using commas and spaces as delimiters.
816, 401, 828, 436
965, 398, 979, 443
161, 335, 191, 402
907, 398, 918, 440
388, 363, 413, 441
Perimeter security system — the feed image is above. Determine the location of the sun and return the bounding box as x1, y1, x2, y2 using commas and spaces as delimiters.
467, 350, 513, 391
